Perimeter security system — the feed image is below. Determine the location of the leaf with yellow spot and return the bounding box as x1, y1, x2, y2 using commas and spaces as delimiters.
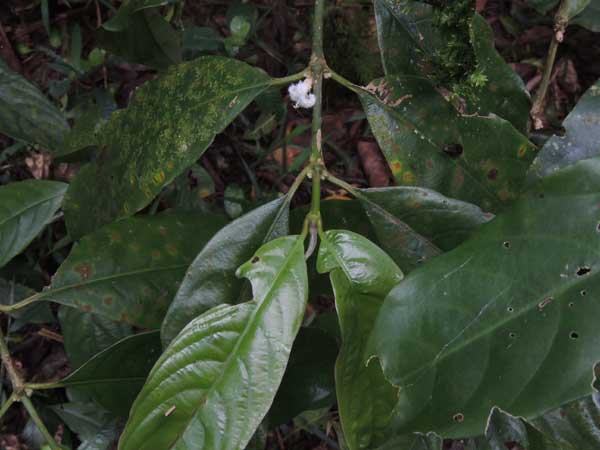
64, 56, 272, 239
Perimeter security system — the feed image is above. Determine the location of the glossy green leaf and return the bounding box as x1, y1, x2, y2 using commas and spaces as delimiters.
161, 196, 289, 345
359, 76, 535, 211
119, 235, 308, 450
268, 326, 338, 426
64, 56, 271, 239
51, 402, 118, 450
375, 433, 442, 450
367, 158, 600, 438
317, 230, 403, 450
360, 187, 491, 263
56, 331, 162, 417
59, 307, 132, 369
98, 9, 181, 70
0, 180, 67, 268
0, 58, 69, 152
43, 212, 226, 329
528, 80, 600, 180
373, 3, 529, 132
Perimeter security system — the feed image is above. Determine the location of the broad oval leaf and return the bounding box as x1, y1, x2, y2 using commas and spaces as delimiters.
317, 230, 403, 450
359, 187, 491, 272
64, 56, 271, 238
161, 196, 289, 345
359, 76, 535, 211
119, 235, 308, 450
0, 180, 67, 268
52, 330, 162, 417
43, 211, 226, 329
528, 80, 600, 180
368, 158, 600, 438
0, 58, 69, 152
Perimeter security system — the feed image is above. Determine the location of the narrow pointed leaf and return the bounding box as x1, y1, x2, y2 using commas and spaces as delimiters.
64, 56, 271, 238
359, 76, 535, 211
317, 230, 403, 450
55, 331, 162, 417
0, 58, 69, 152
368, 158, 600, 438
0, 180, 67, 268
119, 235, 308, 450
43, 212, 226, 329
359, 187, 491, 271
161, 196, 289, 345
528, 80, 600, 180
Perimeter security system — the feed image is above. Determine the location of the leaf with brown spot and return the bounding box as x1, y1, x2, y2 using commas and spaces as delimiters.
43, 211, 227, 329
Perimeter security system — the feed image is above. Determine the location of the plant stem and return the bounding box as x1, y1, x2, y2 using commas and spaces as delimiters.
271, 70, 309, 86
22, 396, 61, 450
0, 326, 24, 394
309, 0, 326, 220
530, 0, 570, 130
0, 393, 16, 421
0, 292, 43, 313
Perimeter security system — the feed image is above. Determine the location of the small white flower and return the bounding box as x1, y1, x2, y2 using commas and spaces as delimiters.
288, 77, 316, 109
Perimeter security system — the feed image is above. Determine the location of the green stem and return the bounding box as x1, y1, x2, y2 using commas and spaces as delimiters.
22, 396, 61, 450
271, 70, 309, 86
325, 172, 366, 201
0, 393, 16, 421
0, 326, 24, 394
309, 0, 326, 220
327, 67, 360, 94
0, 292, 43, 313
530, 0, 570, 130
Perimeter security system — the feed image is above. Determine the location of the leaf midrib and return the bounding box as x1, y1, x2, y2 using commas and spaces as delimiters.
0, 188, 64, 228
167, 236, 304, 450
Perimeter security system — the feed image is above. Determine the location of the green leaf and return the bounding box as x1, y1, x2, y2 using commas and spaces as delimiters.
60, 104, 106, 158
43, 211, 226, 329
0, 279, 53, 329
119, 235, 308, 450
317, 230, 403, 450
367, 158, 600, 438
161, 196, 289, 345
468, 15, 531, 134
572, 2, 600, 31
103, 0, 181, 31
0, 180, 67, 268
359, 76, 535, 211
51, 402, 118, 450
375, 433, 443, 450
64, 56, 271, 239
373, 0, 439, 77
56, 331, 162, 417
268, 326, 338, 426
360, 187, 491, 271
527, 0, 591, 19
528, 80, 600, 180
182, 27, 223, 59
59, 307, 132, 369
373, 3, 529, 132
98, 9, 181, 70
0, 58, 69, 152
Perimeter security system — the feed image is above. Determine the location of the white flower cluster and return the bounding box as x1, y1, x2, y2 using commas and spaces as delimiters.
288, 78, 316, 109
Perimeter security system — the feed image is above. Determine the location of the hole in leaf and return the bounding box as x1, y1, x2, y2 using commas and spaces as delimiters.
509, 332, 517, 339
453, 413, 465, 423
576, 266, 591, 276
251, 256, 260, 264
507, 306, 514, 313
568, 302, 575, 308
443, 143, 463, 158
580, 290, 587, 297
503, 241, 511, 249
570, 331, 579, 340
597, 222, 600, 233
487, 168, 498, 180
